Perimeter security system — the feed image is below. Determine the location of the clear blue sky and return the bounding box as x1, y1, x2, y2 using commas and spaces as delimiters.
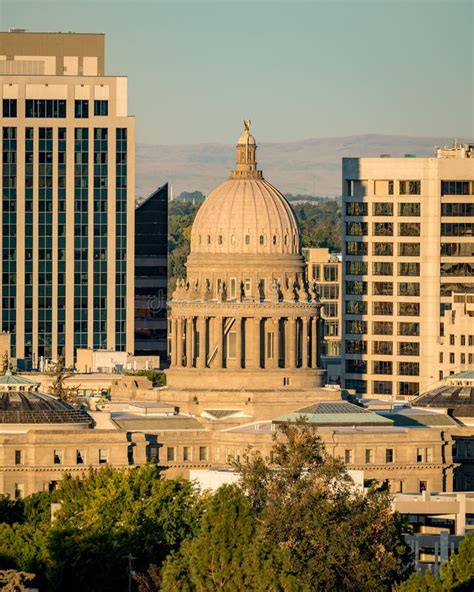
2, 0, 472, 144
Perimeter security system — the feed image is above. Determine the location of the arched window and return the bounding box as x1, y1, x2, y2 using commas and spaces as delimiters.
272, 235, 277, 245
245, 235, 250, 245
259, 235, 265, 245
207, 235, 211, 244
284, 235, 288, 245
218, 235, 223, 245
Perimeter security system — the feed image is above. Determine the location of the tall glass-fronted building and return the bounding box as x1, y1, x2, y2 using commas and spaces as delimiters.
0, 31, 135, 367
135, 184, 168, 362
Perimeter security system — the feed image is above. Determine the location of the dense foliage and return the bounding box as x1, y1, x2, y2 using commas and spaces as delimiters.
168, 196, 342, 293
125, 369, 167, 386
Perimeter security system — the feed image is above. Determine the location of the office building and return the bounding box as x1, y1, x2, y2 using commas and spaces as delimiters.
304, 247, 342, 383
0, 31, 135, 368
342, 144, 474, 399
135, 183, 168, 362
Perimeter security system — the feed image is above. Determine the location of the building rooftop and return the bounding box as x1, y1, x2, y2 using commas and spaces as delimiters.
0, 390, 92, 425
273, 401, 393, 427
0, 370, 39, 387
378, 408, 458, 428
112, 415, 205, 431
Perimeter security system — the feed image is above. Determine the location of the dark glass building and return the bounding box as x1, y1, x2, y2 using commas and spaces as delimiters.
135, 184, 168, 362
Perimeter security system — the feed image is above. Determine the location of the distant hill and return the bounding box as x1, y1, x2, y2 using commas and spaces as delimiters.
136, 134, 472, 199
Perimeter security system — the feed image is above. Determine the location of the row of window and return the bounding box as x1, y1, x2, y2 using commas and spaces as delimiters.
14, 448, 108, 466
311, 263, 339, 282
347, 222, 420, 236
346, 340, 419, 356
2, 99, 109, 118
346, 301, 419, 316
346, 180, 421, 196
440, 352, 474, 366
197, 233, 298, 247
343, 446, 432, 464
345, 379, 419, 397
346, 360, 420, 375
346, 202, 421, 216
166, 446, 209, 462
345, 320, 419, 336
346, 281, 420, 297
346, 261, 420, 276
346, 241, 420, 256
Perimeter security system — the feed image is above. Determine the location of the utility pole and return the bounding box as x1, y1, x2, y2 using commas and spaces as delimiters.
123, 553, 136, 592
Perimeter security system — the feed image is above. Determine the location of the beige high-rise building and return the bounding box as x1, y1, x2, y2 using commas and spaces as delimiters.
342, 144, 474, 399
303, 247, 342, 383
0, 31, 135, 368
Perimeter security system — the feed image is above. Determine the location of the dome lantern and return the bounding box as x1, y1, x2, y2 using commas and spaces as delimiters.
230, 120, 262, 180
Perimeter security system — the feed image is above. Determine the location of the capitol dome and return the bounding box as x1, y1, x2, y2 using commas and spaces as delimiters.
190, 122, 300, 256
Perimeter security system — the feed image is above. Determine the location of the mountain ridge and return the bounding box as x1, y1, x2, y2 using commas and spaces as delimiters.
136, 134, 472, 199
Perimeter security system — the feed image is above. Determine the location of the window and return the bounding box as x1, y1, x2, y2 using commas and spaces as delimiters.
426, 448, 433, 463
385, 449, 394, 463
399, 322, 419, 336
345, 340, 367, 354
259, 235, 265, 245
346, 360, 367, 374
373, 202, 393, 216
227, 331, 237, 359
3, 99, 17, 117
344, 449, 353, 464
373, 282, 393, 296
440, 262, 474, 276
399, 243, 420, 256
373, 262, 393, 276
346, 281, 367, 295
399, 180, 421, 195
199, 446, 208, 461
244, 278, 251, 296
372, 341, 393, 355
399, 262, 420, 276
373, 361, 392, 375
245, 235, 250, 245
374, 222, 393, 236
441, 203, 474, 216
166, 447, 175, 462
218, 235, 223, 245
14, 450, 23, 465
373, 381, 392, 395
345, 320, 367, 334
398, 282, 420, 296
399, 202, 420, 216
373, 321, 393, 335
183, 446, 192, 461
99, 449, 108, 464
419, 481, 427, 493
76, 450, 85, 464
74, 100, 89, 118
450, 353, 455, 364
323, 302, 338, 318
441, 223, 474, 237
94, 100, 108, 116
346, 241, 368, 255
345, 379, 367, 393
373, 302, 393, 316
53, 450, 62, 465
441, 181, 472, 196
398, 342, 419, 356
324, 320, 339, 336
399, 382, 418, 397
416, 448, 423, 463
373, 242, 393, 256
399, 223, 420, 236
346, 222, 367, 236
14, 483, 24, 500
25, 99, 67, 118
346, 202, 368, 216
345, 300, 367, 315
229, 277, 237, 299
399, 362, 419, 376
346, 261, 367, 275
441, 243, 474, 257
312, 265, 320, 280
365, 449, 374, 464
315, 284, 339, 299
324, 265, 338, 281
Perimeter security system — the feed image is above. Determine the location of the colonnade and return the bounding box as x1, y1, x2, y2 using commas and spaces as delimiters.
170, 315, 320, 370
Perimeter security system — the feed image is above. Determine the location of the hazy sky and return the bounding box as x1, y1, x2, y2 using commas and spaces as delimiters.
1, 0, 472, 144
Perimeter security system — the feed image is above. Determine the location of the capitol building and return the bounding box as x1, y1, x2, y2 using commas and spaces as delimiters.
165, 121, 339, 418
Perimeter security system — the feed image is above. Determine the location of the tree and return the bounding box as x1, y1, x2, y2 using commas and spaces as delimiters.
1, 351, 9, 375
398, 532, 474, 592
234, 420, 412, 591
0, 569, 35, 592
160, 485, 284, 592
48, 358, 79, 406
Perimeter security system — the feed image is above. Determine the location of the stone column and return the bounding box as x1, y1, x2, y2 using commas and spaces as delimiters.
197, 317, 206, 368
186, 317, 194, 367
288, 317, 296, 369
235, 317, 242, 369
176, 317, 183, 367
311, 316, 318, 368
253, 317, 261, 369
215, 317, 223, 369
171, 318, 178, 366
301, 316, 309, 368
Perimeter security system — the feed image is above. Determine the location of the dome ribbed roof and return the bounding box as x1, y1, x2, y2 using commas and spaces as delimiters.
0, 391, 92, 424
190, 122, 300, 255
